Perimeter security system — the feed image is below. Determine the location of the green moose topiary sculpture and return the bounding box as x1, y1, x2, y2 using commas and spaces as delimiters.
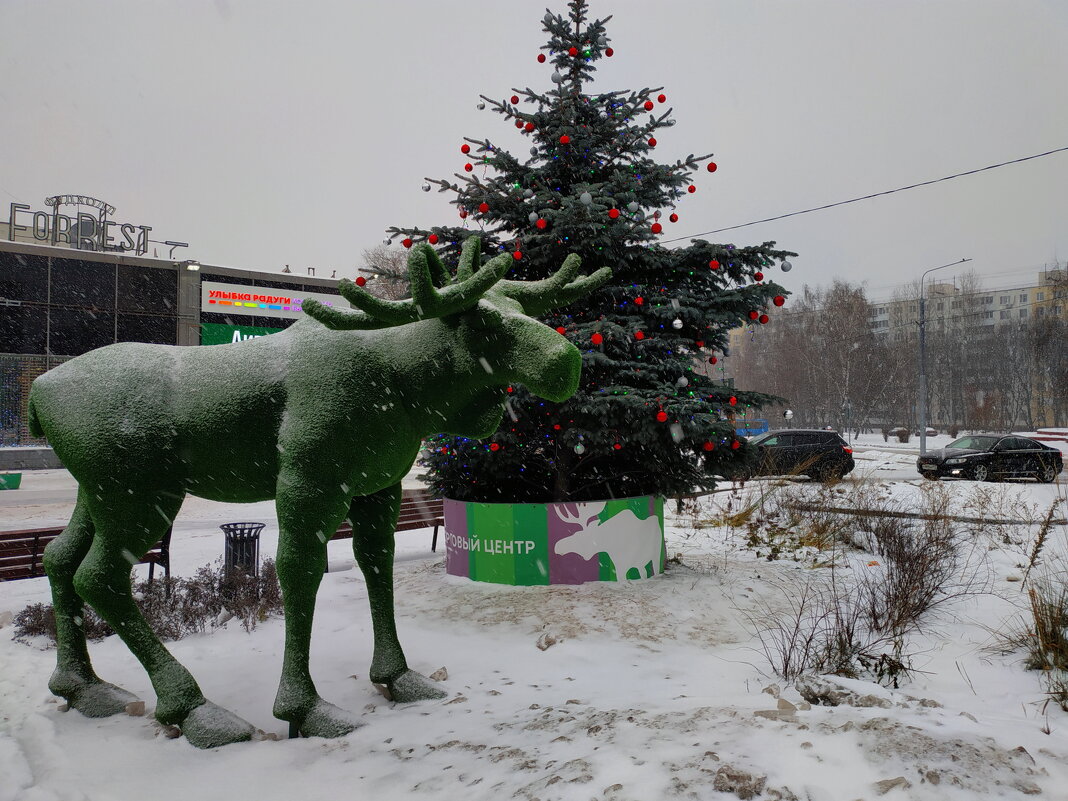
28, 237, 610, 748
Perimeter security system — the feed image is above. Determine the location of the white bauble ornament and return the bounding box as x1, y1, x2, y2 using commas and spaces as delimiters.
579, 191, 593, 205
676, 376, 689, 387
672, 318, 683, 329
551, 72, 563, 84
528, 212, 539, 223
574, 443, 586, 454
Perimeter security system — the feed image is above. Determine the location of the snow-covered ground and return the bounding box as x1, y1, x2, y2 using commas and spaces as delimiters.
1, 452, 1067, 801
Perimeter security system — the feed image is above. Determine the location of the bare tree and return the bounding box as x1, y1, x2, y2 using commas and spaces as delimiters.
358, 245, 411, 300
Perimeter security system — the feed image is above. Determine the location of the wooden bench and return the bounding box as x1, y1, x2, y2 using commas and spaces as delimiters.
327, 488, 444, 570
0, 526, 172, 584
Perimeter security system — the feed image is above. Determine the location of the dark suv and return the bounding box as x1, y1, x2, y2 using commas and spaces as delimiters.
745, 429, 855, 481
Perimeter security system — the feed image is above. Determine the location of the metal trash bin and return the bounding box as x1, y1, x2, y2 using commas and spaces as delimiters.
221, 522, 264, 578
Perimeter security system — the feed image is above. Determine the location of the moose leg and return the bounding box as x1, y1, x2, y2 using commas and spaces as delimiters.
75, 497, 256, 748
43, 490, 137, 717
350, 485, 447, 702
272, 489, 361, 738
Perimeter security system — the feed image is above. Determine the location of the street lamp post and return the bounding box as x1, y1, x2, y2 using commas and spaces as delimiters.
918, 258, 971, 456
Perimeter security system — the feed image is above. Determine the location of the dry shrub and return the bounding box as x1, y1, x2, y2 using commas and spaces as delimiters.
13, 559, 283, 646
745, 483, 988, 686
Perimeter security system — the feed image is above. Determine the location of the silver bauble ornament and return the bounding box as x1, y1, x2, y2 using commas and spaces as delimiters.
781, 260, 793, 272
579, 191, 593, 205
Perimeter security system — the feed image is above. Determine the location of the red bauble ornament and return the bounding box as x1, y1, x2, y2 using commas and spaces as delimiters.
703, 441, 714, 451
605, 47, 614, 56
669, 213, 679, 223
651, 222, 663, 234
731, 439, 741, 450
568, 46, 578, 56
402, 238, 413, 249
535, 218, 547, 229
773, 295, 785, 307
591, 332, 603, 345
709, 356, 718, 364
658, 94, 667, 103
478, 202, 489, 213
709, 259, 720, 270
459, 210, 468, 219
759, 314, 769, 325
754, 271, 764, 282
515, 120, 523, 129
506, 386, 514, 393
687, 185, 696, 193
635, 296, 644, 305
464, 163, 473, 172
643, 100, 654, 111
707, 161, 718, 172
559, 134, 570, 144
608, 208, 620, 219
556, 326, 566, 335
613, 442, 622, 449
648, 137, 657, 147
729, 395, 738, 406
748, 310, 759, 320
428, 234, 439, 244
490, 443, 500, 452
525, 122, 535, 132
656, 411, 668, 422
635, 331, 645, 340
510, 94, 519, 104
461, 143, 471, 154
695, 340, 704, 348
355, 276, 367, 287
513, 250, 522, 260
537, 53, 546, 63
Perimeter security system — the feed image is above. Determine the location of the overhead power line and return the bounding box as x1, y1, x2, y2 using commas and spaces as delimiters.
661, 145, 1068, 245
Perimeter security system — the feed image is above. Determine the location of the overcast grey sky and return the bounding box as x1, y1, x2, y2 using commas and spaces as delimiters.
2, 1, 1066, 298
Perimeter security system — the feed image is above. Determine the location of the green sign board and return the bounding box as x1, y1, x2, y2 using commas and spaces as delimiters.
200, 322, 284, 346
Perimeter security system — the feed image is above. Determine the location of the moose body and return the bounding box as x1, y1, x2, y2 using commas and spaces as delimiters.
28, 239, 608, 747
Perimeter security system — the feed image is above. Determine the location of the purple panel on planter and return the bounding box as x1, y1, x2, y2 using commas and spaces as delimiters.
443, 499, 469, 578
547, 502, 601, 584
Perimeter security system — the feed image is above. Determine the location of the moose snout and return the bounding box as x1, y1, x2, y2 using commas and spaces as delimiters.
526, 337, 582, 403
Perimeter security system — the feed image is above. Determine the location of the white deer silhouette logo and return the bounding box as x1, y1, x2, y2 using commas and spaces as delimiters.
554, 503, 664, 579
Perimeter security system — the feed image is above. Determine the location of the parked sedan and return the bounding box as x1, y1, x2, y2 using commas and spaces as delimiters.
745, 429, 855, 481
916, 434, 1063, 482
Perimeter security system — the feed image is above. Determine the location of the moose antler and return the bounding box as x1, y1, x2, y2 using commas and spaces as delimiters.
497, 254, 612, 317
304, 236, 612, 330
303, 239, 511, 330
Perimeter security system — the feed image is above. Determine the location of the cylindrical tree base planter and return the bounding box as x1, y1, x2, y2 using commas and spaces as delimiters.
443, 496, 664, 586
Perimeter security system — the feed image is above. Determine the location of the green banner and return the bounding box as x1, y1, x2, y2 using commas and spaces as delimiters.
200, 322, 284, 346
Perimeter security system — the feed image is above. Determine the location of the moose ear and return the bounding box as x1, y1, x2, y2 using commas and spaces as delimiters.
421, 244, 450, 288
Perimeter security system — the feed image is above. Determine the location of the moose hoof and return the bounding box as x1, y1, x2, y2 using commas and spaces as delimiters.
294, 699, 362, 739
51, 672, 139, 719
378, 669, 448, 703
180, 701, 256, 748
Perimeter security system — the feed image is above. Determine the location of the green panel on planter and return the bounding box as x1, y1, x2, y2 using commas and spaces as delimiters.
513, 504, 549, 586
200, 322, 284, 345
469, 503, 516, 585
598, 551, 617, 582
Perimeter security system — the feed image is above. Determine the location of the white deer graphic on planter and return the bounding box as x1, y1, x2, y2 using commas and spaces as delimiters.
554, 503, 664, 580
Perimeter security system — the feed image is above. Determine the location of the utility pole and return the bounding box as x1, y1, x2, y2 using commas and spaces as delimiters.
918, 258, 971, 455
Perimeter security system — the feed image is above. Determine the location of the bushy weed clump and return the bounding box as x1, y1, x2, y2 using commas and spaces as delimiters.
744, 482, 988, 686
13, 559, 283, 646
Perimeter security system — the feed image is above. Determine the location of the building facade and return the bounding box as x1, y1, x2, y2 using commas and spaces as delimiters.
0, 239, 344, 446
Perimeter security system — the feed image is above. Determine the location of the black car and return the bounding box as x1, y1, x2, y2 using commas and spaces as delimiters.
916, 434, 1063, 482
746, 429, 855, 481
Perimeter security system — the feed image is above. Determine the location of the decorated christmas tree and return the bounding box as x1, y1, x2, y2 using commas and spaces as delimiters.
388, 0, 795, 503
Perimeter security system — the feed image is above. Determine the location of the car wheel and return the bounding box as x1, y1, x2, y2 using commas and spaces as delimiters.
1037, 461, 1058, 484
971, 463, 990, 482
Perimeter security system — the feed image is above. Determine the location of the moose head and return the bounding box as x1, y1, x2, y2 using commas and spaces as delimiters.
28, 236, 609, 747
